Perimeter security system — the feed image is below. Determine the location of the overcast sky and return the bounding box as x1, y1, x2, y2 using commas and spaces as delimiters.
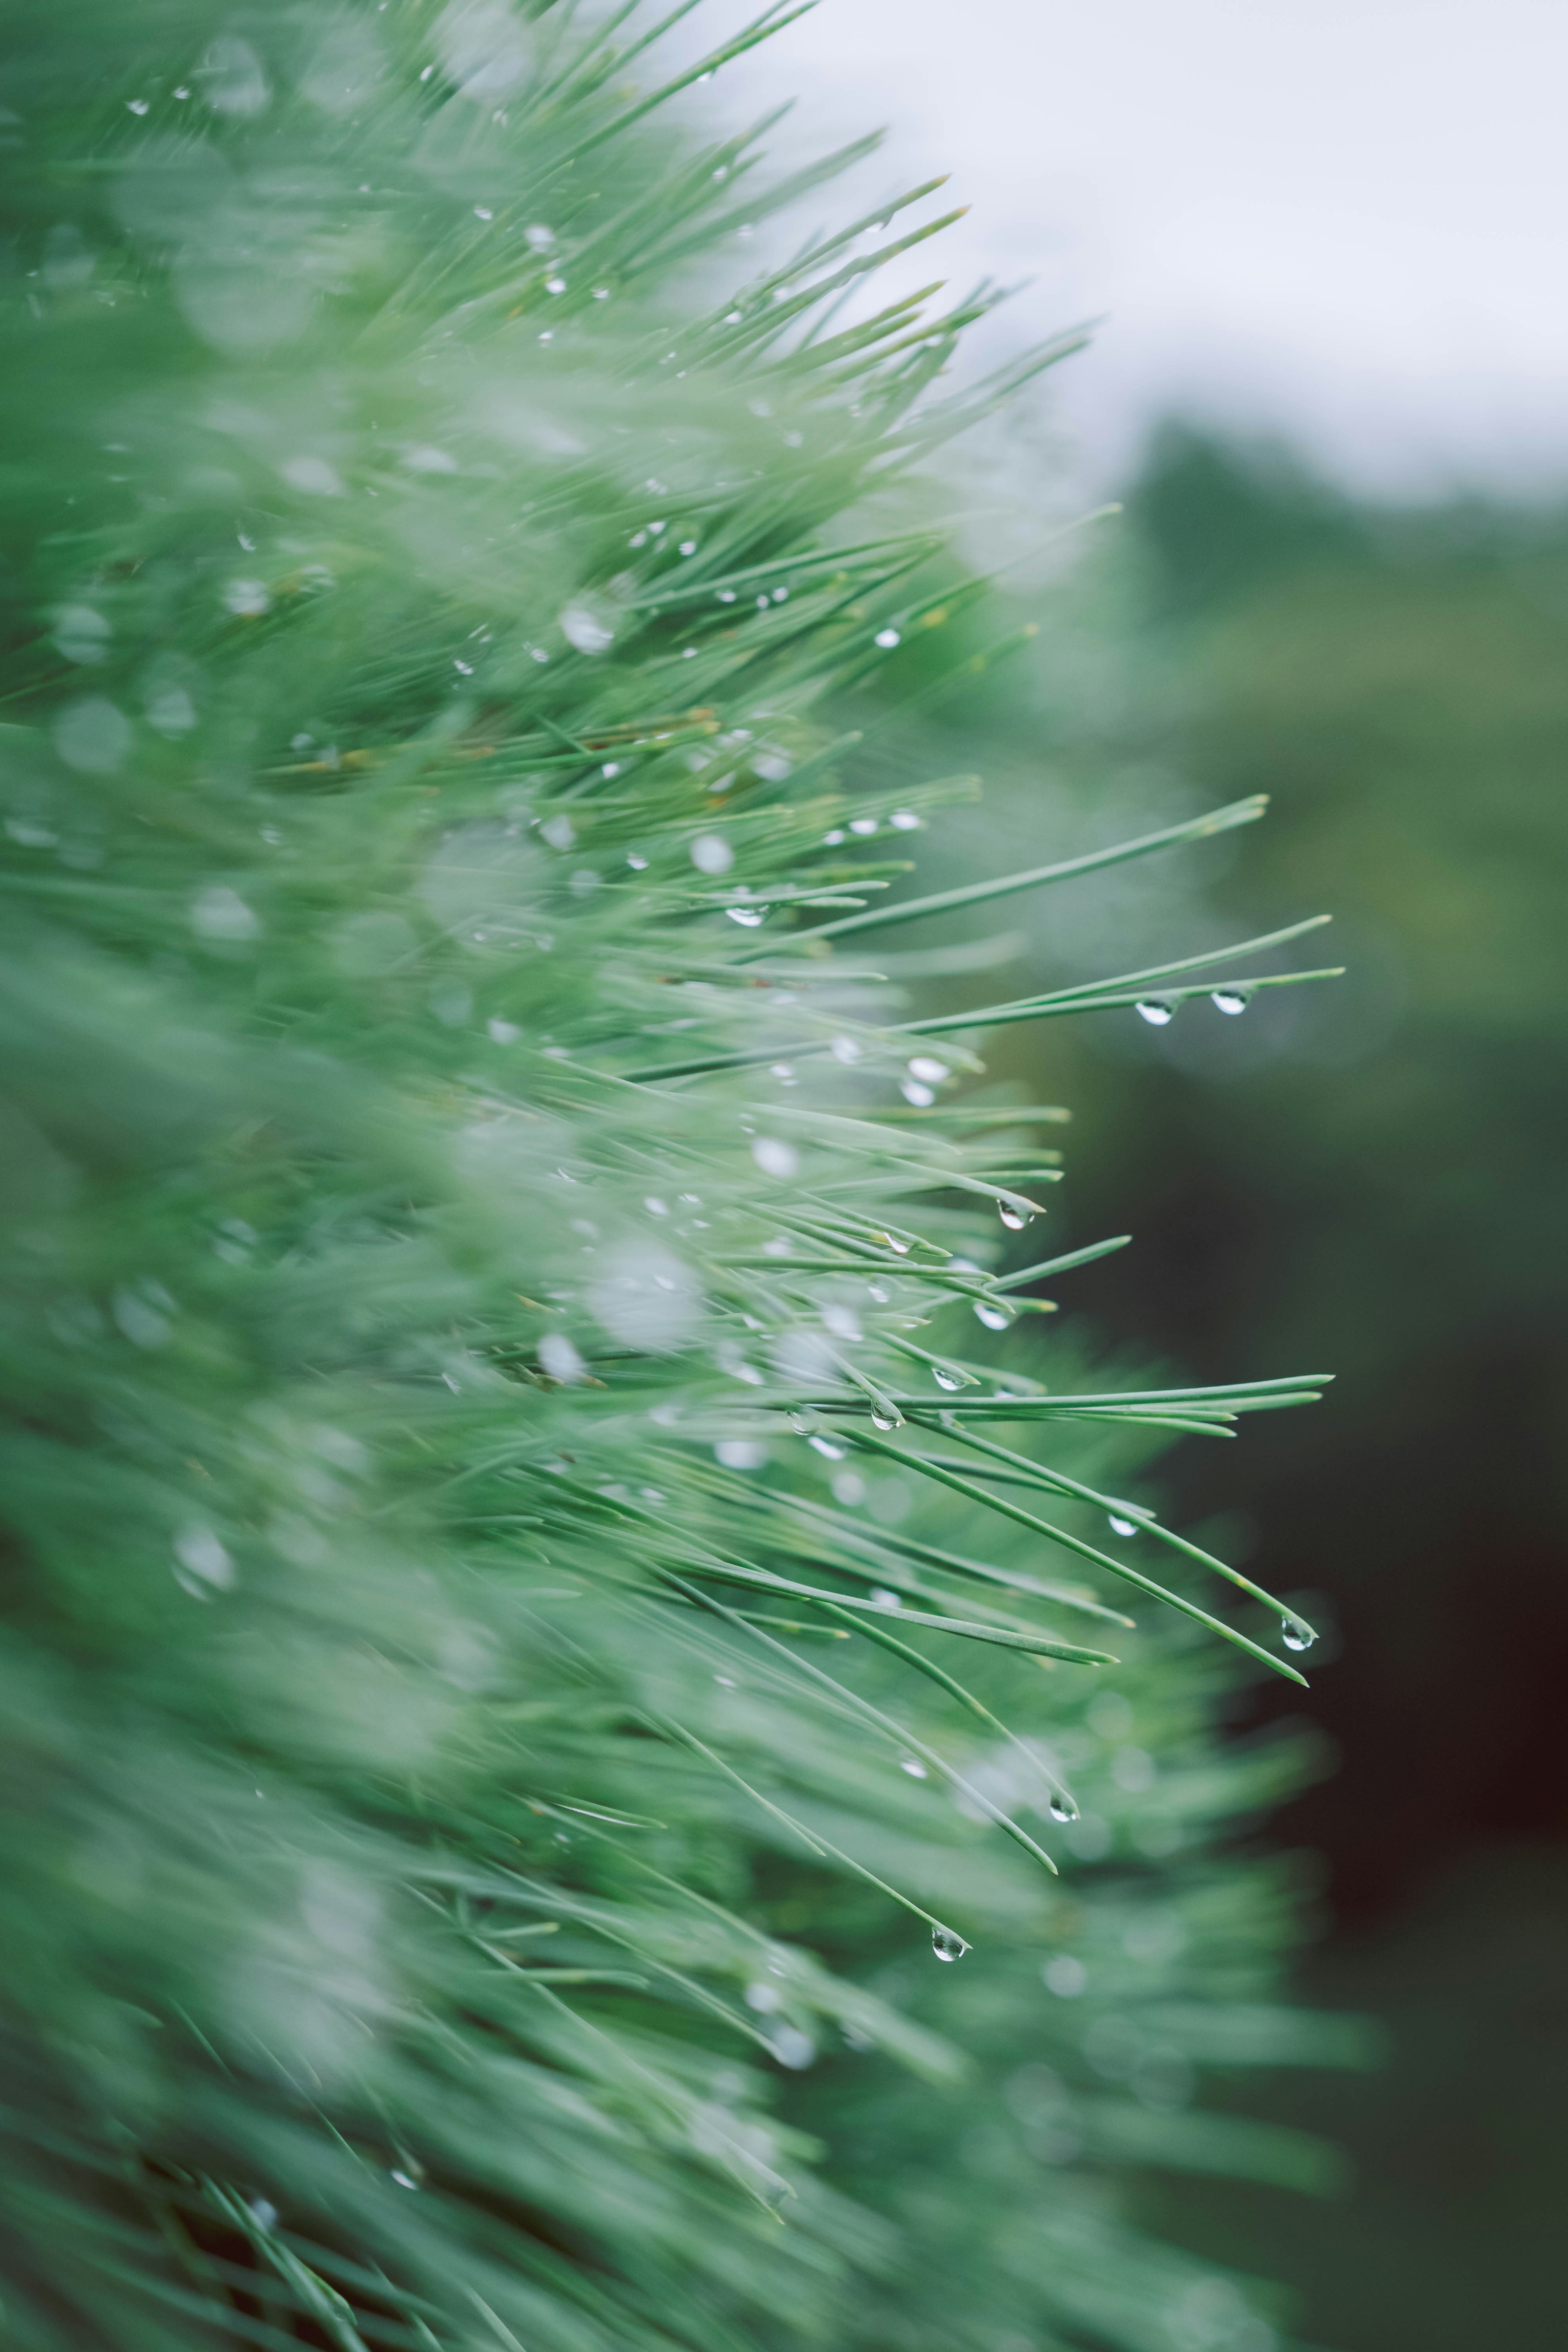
690, 0, 1568, 499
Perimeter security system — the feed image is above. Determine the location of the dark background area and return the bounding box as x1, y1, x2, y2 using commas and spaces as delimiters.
1040, 432, 1568, 2351
869, 426, 1568, 2347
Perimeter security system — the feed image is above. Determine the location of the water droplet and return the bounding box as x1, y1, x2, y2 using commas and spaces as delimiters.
900, 1757, 928, 1777
560, 601, 614, 655
788, 1410, 816, 1434
1212, 989, 1251, 1016
390, 2158, 425, 2190
931, 1925, 969, 1963
246, 2197, 278, 2230
690, 832, 734, 875
907, 1056, 949, 1083
900, 1080, 935, 1106
1042, 1954, 1087, 1997
869, 1401, 901, 1432
868, 1587, 902, 1610
882, 1233, 911, 1256
769, 2023, 816, 2069
1282, 1619, 1317, 1651
875, 628, 901, 649
751, 1136, 798, 1178
726, 905, 766, 926
889, 810, 921, 831
933, 1366, 964, 1392
998, 1200, 1032, 1231
974, 1301, 1011, 1331
808, 1434, 846, 1459
538, 1333, 585, 1383
1048, 1793, 1079, 1823
223, 578, 271, 618
1136, 1000, 1175, 1026
1107, 1515, 1137, 1538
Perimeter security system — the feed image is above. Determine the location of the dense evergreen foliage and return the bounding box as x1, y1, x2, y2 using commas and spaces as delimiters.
1, 12, 1353, 2352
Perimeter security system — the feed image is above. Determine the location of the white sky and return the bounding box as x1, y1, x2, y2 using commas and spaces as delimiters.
687, 0, 1568, 498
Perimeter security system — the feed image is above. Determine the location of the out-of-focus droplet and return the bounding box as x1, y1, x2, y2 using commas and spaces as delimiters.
538, 1333, 586, 1383
690, 832, 733, 875
830, 1036, 861, 1063
53, 604, 110, 664
752, 1136, 798, 1179
223, 579, 272, 618
191, 885, 260, 942
875, 628, 901, 649
173, 1523, 235, 1595
907, 1056, 948, 1083
279, 455, 344, 497
54, 696, 131, 775
889, 811, 921, 831
561, 601, 614, 655
727, 905, 766, 926
900, 1080, 935, 1106
201, 35, 270, 116
768, 2023, 816, 2069
808, 1434, 846, 1459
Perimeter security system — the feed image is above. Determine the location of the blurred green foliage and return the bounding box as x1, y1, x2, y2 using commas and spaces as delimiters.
0, 15, 1370, 2352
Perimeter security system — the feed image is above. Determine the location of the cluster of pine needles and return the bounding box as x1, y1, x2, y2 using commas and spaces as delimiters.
0, 8, 1361, 2352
